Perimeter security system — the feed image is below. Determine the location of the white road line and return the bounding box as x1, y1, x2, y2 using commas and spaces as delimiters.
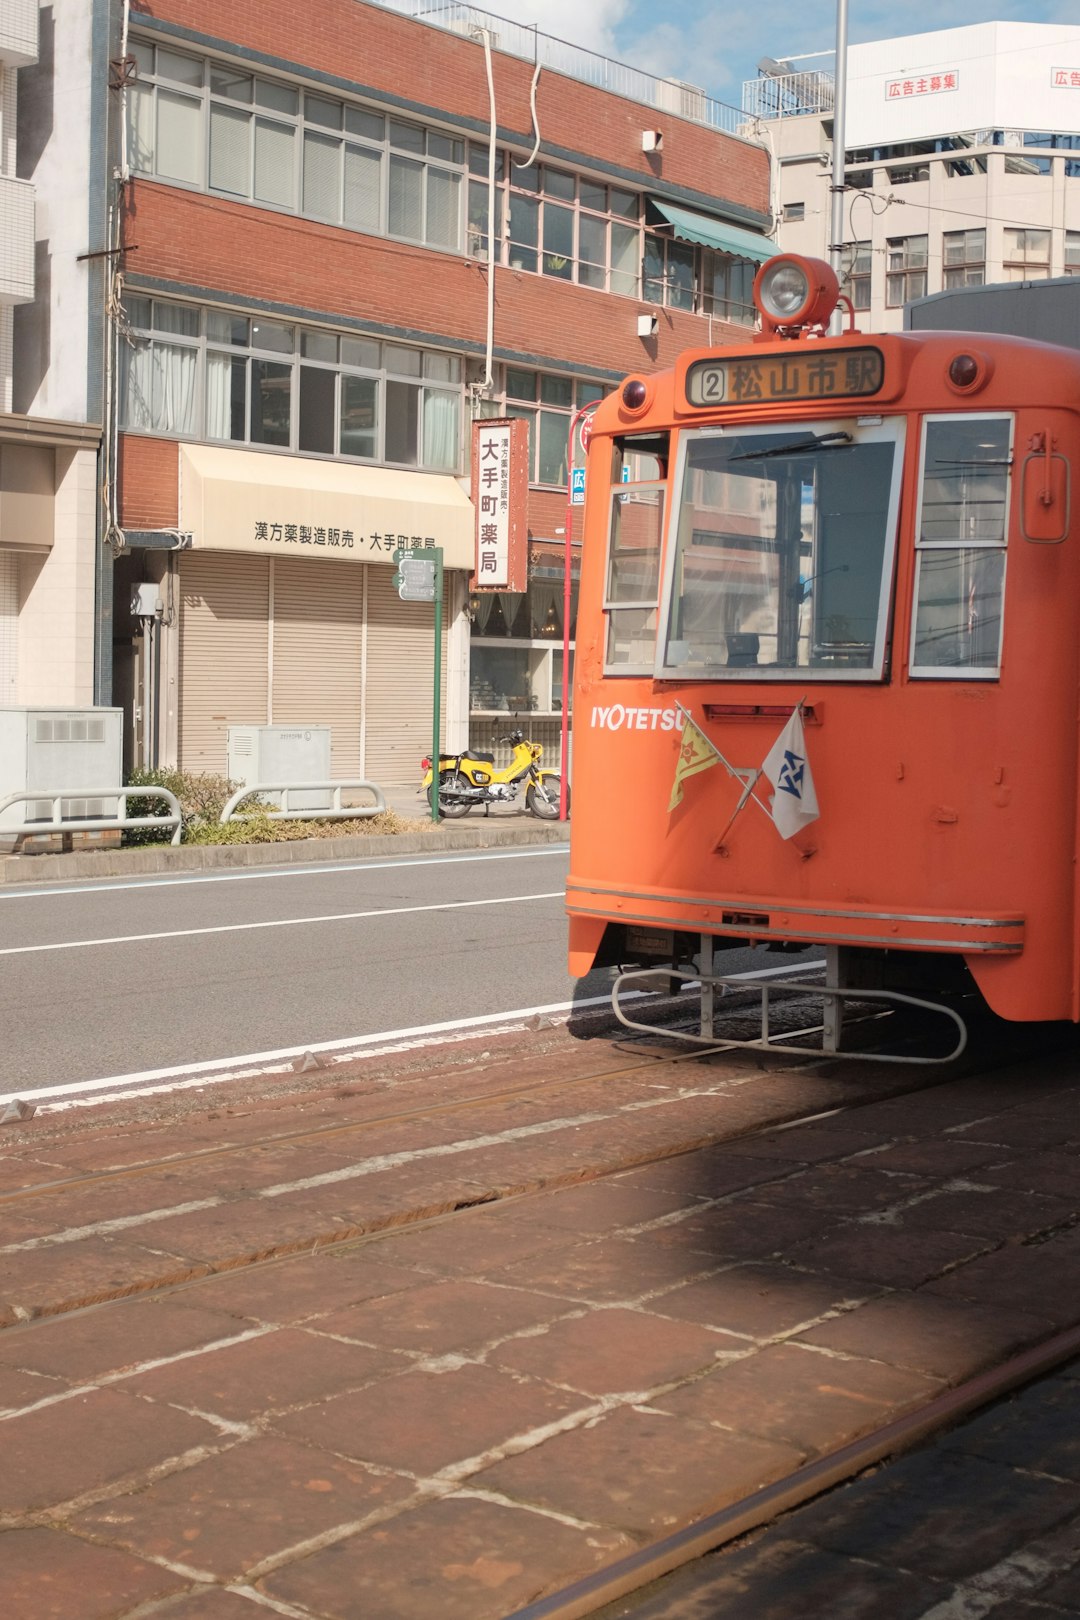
0, 890, 565, 957
0, 960, 825, 1112
0, 845, 569, 902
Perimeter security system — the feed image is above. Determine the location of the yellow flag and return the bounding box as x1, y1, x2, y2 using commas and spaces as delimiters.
669, 712, 721, 810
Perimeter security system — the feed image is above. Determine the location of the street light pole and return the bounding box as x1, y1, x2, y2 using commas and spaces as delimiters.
829, 0, 849, 333
559, 402, 597, 822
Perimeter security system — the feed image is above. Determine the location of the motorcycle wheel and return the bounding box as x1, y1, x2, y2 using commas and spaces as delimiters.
432, 768, 472, 818
526, 775, 566, 820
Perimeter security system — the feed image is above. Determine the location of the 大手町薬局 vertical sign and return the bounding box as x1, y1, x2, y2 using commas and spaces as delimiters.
471, 417, 529, 593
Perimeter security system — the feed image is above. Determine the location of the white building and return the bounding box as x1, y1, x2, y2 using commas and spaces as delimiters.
1, 0, 102, 710
748, 22, 1080, 331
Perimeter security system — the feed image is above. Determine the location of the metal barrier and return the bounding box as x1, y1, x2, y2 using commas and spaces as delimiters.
219, 781, 387, 824
0, 786, 183, 849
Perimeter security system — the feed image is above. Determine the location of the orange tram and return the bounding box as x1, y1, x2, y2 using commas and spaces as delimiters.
566, 253, 1080, 1061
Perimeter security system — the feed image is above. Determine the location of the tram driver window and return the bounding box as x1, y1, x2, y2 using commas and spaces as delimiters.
911, 415, 1011, 678
658, 420, 904, 680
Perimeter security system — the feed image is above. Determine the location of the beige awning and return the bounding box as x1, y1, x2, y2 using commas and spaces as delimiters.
179, 444, 474, 568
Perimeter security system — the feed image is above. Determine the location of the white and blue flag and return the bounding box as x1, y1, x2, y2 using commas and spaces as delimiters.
762, 707, 819, 840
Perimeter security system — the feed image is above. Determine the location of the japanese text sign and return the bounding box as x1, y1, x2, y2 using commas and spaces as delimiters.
471, 417, 528, 592
886, 70, 958, 99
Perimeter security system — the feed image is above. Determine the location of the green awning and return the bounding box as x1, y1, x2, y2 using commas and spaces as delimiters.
651, 199, 774, 263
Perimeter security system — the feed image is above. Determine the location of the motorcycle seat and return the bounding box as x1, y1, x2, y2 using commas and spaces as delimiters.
462, 750, 496, 765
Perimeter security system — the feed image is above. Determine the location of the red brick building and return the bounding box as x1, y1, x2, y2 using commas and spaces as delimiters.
112, 0, 771, 784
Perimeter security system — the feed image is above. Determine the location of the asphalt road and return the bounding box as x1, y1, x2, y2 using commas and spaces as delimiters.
0, 845, 817, 1097
0, 847, 581, 1094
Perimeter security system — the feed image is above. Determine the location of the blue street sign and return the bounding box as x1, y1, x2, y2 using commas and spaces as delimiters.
570, 467, 586, 506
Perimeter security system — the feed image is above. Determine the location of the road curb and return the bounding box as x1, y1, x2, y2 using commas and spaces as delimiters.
0, 822, 569, 886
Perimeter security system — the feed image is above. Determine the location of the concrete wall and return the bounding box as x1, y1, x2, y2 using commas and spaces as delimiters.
13, 0, 97, 422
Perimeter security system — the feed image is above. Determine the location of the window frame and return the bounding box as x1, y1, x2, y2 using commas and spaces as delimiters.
655, 417, 908, 684
122, 297, 464, 473
886, 235, 928, 308
602, 480, 668, 676
908, 411, 1013, 682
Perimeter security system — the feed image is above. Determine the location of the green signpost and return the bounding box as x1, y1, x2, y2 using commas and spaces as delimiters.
392, 547, 443, 823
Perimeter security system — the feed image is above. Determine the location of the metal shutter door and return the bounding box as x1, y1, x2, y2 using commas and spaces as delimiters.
271, 557, 364, 779
364, 565, 447, 788
178, 551, 269, 774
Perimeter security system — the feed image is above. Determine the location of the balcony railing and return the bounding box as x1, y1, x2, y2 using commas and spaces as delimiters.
742, 70, 835, 120
0, 0, 38, 68
370, 0, 752, 140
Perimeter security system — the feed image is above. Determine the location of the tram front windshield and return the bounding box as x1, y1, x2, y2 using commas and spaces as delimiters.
660, 419, 903, 680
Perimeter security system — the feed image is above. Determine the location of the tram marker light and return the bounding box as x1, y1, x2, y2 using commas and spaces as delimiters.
754, 254, 840, 336
947, 351, 991, 392
621, 378, 649, 412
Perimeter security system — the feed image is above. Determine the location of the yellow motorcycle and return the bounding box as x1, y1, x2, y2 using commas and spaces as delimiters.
421, 730, 566, 819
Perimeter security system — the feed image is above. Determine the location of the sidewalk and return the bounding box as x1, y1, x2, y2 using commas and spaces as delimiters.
0, 790, 568, 886
3, 1030, 1080, 1618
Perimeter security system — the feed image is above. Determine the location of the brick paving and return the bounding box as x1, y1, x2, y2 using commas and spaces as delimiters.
0, 1033, 1078, 1617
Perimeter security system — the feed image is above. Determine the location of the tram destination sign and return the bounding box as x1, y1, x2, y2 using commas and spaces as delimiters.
685, 347, 884, 409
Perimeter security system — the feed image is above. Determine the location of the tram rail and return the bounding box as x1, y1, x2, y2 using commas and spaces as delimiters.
507, 1321, 1080, 1620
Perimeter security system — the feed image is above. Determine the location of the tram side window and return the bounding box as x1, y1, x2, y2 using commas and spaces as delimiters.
603, 485, 665, 671
911, 415, 1011, 678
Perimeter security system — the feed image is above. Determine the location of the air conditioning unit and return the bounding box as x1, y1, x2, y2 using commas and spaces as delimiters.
657, 78, 708, 121
0, 707, 123, 833
227, 725, 332, 813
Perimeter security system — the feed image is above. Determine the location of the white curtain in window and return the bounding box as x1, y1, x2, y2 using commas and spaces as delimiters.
254, 118, 295, 208
389, 155, 423, 239
610, 221, 638, 298
425, 168, 460, 249
205, 351, 234, 440
303, 132, 342, 221
120, 339, 155, 432
209, 104, 250, 195
422, 389, 459, 470
156, 89, 203, 186
344, 144, 382, 232
152, 342, 199, 436
127, 82, 154, 173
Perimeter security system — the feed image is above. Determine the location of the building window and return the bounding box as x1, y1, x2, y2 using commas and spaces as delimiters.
1065, 231, 1080, 276
1003, 227, 1051, 281
839, 241, 871, 310
643, 231, 696, 310
701, 251, 756, 324
886, 236, 927, 306
121, 297, 463, 471
782, 201, 805, 221
1019, 131, 1080, 179
469, 550, 579, 717
942, 228, 985, 289
128, 38, 765, 318
489, 370, 607, 488
129, 40, 464, 252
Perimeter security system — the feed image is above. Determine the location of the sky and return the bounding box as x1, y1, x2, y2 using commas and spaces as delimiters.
456, 0, 1077, 109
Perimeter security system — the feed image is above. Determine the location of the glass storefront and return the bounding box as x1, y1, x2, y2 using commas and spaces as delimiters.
468, 544, 578, 762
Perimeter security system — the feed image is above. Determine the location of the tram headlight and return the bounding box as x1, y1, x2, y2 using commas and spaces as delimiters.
754, 254, 840, 334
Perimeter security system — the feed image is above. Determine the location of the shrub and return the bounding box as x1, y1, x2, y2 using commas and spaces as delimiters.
123, 767, 237, 844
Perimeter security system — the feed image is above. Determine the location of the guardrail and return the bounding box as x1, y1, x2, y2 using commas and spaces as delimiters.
0, 786, 183, 849
219, 781, 387, 825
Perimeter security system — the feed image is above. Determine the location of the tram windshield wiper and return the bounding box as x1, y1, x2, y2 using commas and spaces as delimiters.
729, 431, 854, 461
